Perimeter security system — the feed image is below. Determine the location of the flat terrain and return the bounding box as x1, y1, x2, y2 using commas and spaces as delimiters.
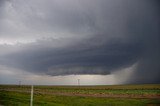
0, 84, 160, 106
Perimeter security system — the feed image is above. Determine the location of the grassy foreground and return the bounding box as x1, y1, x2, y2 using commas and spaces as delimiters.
0, 84, 160, 106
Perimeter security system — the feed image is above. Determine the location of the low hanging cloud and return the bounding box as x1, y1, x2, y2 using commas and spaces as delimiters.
0, 0, 160, 84
0, 37, 143, 75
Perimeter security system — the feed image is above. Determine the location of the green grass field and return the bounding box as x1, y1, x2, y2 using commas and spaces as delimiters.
0, 84, 160, 106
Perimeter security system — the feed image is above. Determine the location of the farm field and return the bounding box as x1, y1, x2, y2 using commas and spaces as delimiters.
0, 84, 160, 106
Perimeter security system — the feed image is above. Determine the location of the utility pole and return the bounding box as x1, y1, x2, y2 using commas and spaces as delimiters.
19, 81, 21, 86
30, 85, 34, 106
78, 79, 80, 86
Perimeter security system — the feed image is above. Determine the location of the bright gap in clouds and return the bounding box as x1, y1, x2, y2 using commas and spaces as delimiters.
0, 39, 35, 45
0, 64, 135, 85
0, 73, 117, 85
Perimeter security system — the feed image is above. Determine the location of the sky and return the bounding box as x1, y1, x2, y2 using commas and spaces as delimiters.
0, 0, 160, 85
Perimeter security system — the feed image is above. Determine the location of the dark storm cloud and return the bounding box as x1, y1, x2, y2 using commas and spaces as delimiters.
0, 38, 143, 75
0, 0, 159, 83
123, 0, 160, 84
0, 0, 6, 17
